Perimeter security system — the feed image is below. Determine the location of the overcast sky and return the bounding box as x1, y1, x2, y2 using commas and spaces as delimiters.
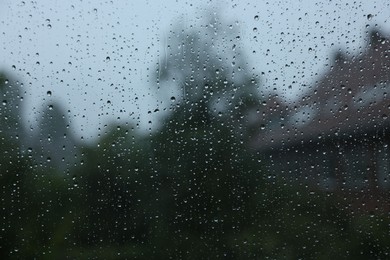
0, 0, 389, 142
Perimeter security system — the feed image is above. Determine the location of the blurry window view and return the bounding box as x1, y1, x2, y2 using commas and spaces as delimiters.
1, 1, 390, 259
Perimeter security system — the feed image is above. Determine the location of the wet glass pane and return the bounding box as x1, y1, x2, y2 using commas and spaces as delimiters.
1, 0, 390, 258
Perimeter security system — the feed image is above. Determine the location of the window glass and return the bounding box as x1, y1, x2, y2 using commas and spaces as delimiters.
1, 1, 390, 258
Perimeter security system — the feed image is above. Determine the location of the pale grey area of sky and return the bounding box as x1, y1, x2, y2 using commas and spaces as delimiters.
0, 0, 389, 142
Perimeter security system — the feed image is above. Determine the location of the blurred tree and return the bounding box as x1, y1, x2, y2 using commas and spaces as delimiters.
71, 124, 156, 248
0, 72, 77, 259
149, 15, 266, 258
30, 103, 78, 173
0, 72, 30, 258
156, 14, 265, 142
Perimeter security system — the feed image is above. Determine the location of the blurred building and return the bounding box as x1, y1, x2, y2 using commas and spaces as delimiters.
252, 29, 390, 210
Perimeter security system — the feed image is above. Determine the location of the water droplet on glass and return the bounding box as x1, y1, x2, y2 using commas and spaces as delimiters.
254, 15, 259, 21
170, 96, 176, 102
367, 14, 373, 20
47, 91, 52, 96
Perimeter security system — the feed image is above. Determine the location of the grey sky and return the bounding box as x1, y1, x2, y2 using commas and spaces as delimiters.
0, 0, 389, 142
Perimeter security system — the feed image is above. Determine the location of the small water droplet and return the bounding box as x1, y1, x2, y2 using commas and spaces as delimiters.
254, 15, 259, 21
367, 14, 373, 20
170, 96, 176, 102
47, 91, 52, 96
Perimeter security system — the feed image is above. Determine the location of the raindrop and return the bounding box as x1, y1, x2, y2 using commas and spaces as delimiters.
47, 91, 52, 96
254, 15, 259, 21
367, 14, 373, 20
170, 96, 176, 102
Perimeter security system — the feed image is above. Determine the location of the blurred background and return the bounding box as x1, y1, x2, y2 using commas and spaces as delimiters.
1, 0, 390, 259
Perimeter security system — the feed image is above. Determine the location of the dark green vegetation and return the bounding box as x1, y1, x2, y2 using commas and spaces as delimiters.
1, 23, 390, 259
